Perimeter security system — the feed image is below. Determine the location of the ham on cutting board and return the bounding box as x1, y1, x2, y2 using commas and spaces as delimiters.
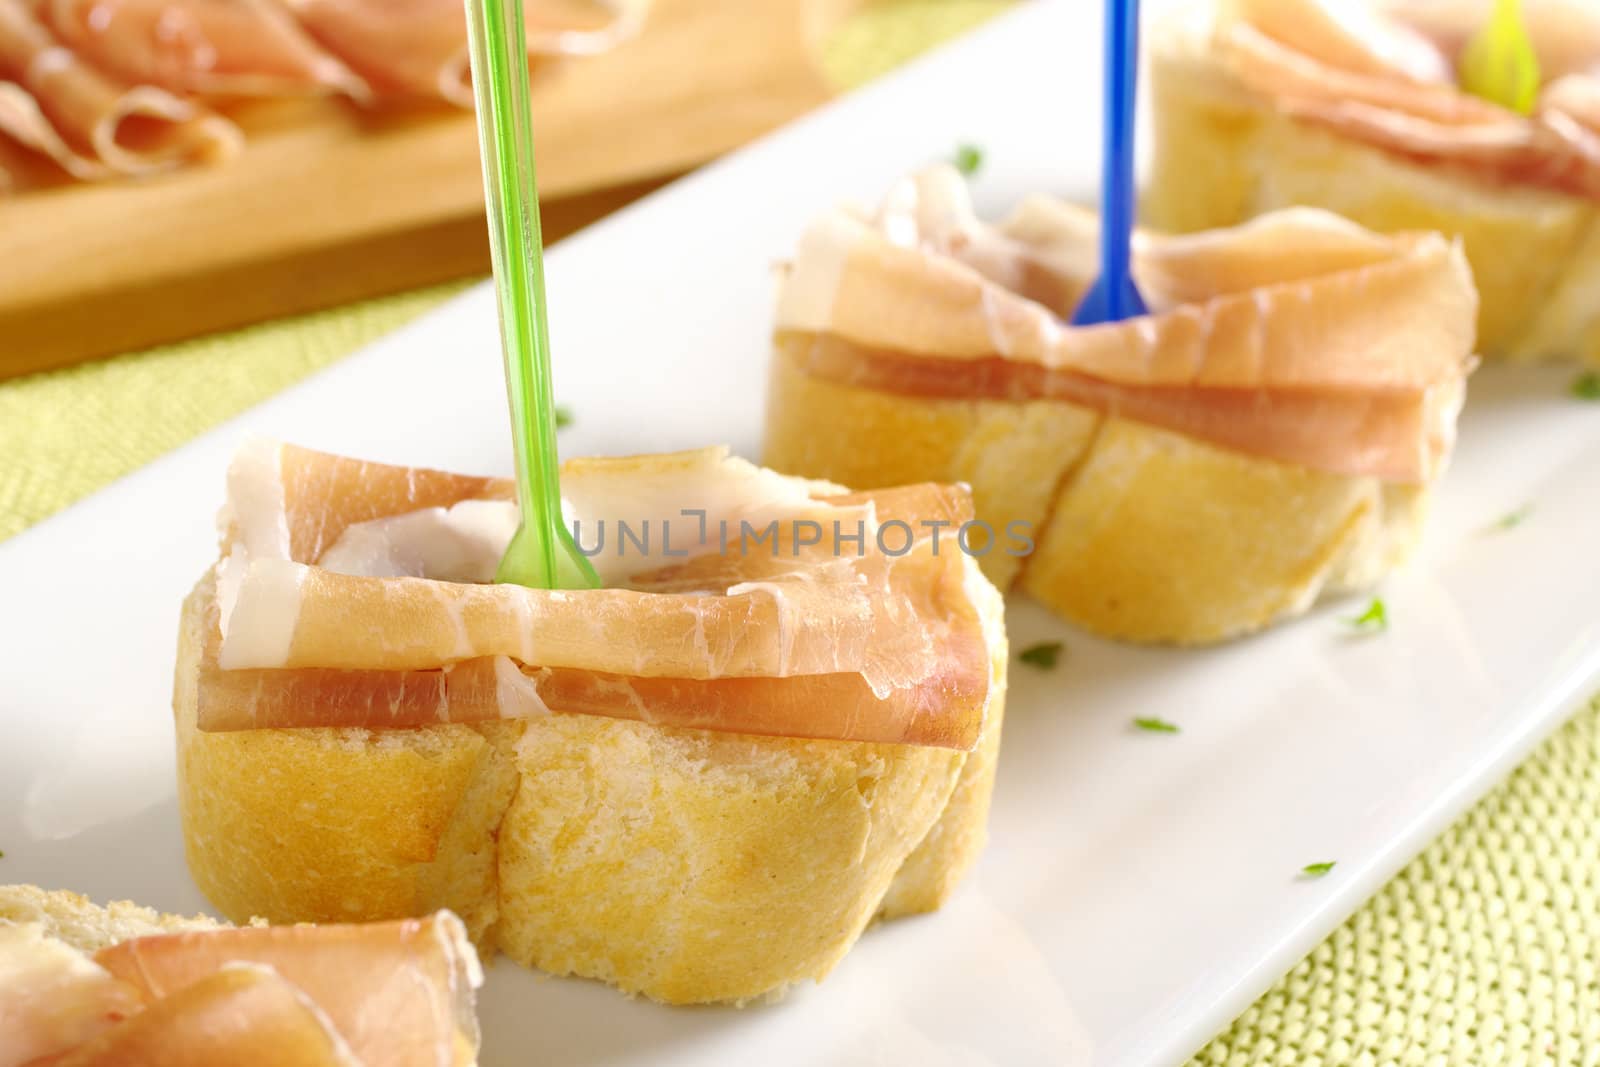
0, 0, 866, 379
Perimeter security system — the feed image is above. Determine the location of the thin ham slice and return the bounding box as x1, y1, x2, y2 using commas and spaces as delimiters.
1217, 0, 1600, 197
51, 965, 355, 1067
92, 914, 480, 1067
775, 168, 1475, 484
196, 441, 994, 749
37, 0, 368, 99
0, 0, 239, 174
1231, 0, 1452, 83
0, 76, 102, 177
284, 0, 644, 107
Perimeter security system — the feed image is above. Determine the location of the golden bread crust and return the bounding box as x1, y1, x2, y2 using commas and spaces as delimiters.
763, 336, 1099, 592
176, 582, 518, 948
493, 717, 963, 1003
763, 342, 1429, 644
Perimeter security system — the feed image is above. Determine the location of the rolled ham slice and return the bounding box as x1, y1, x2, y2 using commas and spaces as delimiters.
284, 0, 646, 107
0, 0, 239, 174
1216, 0, 1600, 197
37, 0, 369, 99
196, 441, 994, 749
93, 914, 481, 1067
51, 965, 356, 1066
0, 76, 103, 177
775, 167, 1476, 484
3, 911, 481, 1067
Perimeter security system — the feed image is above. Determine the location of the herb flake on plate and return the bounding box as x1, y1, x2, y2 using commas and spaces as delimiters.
1301, 861, 1336, 877
1133, 717, 1179, 734
953, 143, 983, 176
1572, 372, 1600, 401
1345, 597, 1388, 633
1019, 641, 1063, 669
1489, 503, 1534, 532
555, 405, 575, 429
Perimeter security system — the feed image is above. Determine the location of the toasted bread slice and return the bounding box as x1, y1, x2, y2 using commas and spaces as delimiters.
176, 561, 1007, 1005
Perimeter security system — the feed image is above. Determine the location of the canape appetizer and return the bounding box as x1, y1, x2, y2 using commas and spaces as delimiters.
1145, 0, 1600, 364
175, 440, 1006, 1005
0, 884, 481, 1066
763, 167, 1477, 644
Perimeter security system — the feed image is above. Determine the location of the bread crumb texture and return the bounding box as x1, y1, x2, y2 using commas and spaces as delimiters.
0, 883, 224, 952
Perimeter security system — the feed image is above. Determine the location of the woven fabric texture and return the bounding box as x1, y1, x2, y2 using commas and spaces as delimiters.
3, 3, 1597, 1064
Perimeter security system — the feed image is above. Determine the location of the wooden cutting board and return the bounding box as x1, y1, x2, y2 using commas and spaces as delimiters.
0, 0, 857, 380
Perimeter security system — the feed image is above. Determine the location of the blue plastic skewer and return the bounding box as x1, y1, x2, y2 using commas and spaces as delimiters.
1072, 0, 1148, 326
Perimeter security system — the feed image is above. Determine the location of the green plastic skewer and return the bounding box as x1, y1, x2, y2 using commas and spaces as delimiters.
464, 0, 599, 590
1460, 0, 1541, 115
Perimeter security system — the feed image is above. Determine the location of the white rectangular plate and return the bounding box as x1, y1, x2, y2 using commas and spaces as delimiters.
4, 5, 1600, 1064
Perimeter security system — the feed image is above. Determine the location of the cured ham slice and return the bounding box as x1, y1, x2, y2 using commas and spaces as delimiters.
0, 77, 102, 177
94, 915, 481, 1067
1216, 0, 1600, 197
196, 441, 993, 749
2, 906, 481, 1067
51, 965, 354, 1066
37, 0, 368, 99
1231, 0, 1451, 83
285, 0, 645, 107
776, 167, 1475, 484
0, 0, 239, 174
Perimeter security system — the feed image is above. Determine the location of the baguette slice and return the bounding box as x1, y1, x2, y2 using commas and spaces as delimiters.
764, 168, 1474, 644
177, 443, 1008, 1005
1143, 0, 1600, 365
0, 885, 481, 1066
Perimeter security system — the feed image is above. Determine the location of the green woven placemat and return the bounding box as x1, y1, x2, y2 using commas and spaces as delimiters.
4, 4, 1598, 1064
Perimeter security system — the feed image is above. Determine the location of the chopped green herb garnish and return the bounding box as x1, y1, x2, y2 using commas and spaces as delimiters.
1572, 372, 1600, 401
1133, 717, 1179, 734
1489, 503, 1534, 532
1301, 861, 1336, 877
555, 405, 574, 429
953, 143, 983, 176
1019, 641, 1063, 669
1345, 597, 1388, 632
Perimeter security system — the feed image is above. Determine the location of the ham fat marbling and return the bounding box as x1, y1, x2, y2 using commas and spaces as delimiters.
775, 166, 1476, 484
196, 441, 995, 750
